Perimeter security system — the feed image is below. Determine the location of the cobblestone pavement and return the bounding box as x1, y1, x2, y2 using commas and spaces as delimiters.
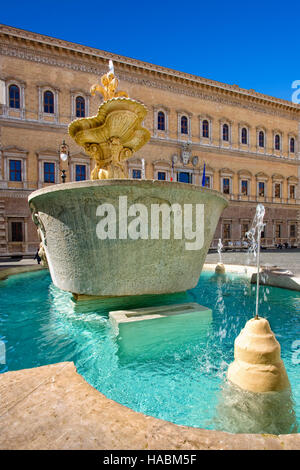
205, 249, 300, 276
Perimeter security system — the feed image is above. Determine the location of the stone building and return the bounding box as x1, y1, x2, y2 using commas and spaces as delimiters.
0, 24, 299, 256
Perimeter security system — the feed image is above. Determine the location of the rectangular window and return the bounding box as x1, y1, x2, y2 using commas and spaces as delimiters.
76, 164, 86, 181
275, 224, 281, 238
258, 182, 265, 197
177, 172, 192, 184
157, 171, 166, 181
9, 160, 22, 181
289, 185, 295, 199
241, 180, 248, 195
274, 183, 281, 198
44, 162, 55, 183
11, 221, 23, 242
241, 223, 249, 239
290, 225, 296, 238
132, 169, 141, 179
204, 176, 211, 188
223, 223, 231, 240
223, 178, 230, 194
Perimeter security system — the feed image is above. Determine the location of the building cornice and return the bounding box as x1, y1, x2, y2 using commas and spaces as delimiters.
1, 24, 300, 119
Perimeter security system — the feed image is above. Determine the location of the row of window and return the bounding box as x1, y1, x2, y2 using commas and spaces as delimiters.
222, 222, 297, 241
9, 160, 86, 182
131, 168, 296, 199
220, 178, 295, 199
157, 111, 296, 152
8, 84, 86, 117
9, 218, 296, 244
9, 157, 296, 199
8, 85, 296, 153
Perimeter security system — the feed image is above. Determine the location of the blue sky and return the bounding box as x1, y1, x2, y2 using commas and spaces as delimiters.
1, 0, 299, 101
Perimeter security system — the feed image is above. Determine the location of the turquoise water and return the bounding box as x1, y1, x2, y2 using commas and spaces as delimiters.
0, 270, 299, 433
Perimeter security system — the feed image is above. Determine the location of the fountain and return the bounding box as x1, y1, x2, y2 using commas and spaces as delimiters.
227, 204, 290, 393
215, 238, 225, 274
28, 62, 228, 299
216, 204, 297, 434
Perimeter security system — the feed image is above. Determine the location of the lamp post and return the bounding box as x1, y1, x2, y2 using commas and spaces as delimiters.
59, 140, 70, 183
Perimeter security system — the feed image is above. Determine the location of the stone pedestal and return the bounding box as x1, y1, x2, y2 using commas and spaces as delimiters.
228, 317, 290, 393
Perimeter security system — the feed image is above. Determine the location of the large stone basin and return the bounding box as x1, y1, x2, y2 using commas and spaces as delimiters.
28, 179, 228, 297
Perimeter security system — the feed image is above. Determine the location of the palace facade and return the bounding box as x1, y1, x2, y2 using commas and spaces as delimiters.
0, 24, 300, 256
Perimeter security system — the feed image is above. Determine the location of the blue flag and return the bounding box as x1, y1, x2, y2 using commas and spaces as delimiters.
202, 162, 206, 187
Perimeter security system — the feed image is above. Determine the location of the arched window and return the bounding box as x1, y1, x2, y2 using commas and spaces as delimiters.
275, 134, 281, 151
44, 91, 54, 114
290, 137, 295, 153
222, 123, 229, 141
76, 96, 85, 118
241, 127, 248, 145
259, 130, 265, 148
181, 116, 188, 134
202, 120, 209, 138
9, 85, 20, 109
157, 111, 165, 131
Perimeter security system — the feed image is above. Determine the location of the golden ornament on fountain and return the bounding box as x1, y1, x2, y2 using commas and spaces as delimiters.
69, 60, 151, 180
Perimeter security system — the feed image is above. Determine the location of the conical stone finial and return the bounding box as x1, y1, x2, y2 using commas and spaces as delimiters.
227, 317, 290, 393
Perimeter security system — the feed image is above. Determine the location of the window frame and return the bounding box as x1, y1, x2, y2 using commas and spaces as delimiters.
157, 171, 166, 181
157, 111, 166, 131
132, 169, 142, 179
43, 162, 55, 183
222, 177, 230, 194
274, 133, 281, 151
241, 179, 249, 196
258, 130, 265, 148
289, 137, 295, 154
75, 96, 85, 118
181, 115, 188, 135
258, 181, 265, 197
202, 120, 209, 138
8, 84, 20, 109
274, 182, 281, 198
241, 127, 248, 145
9, 159, 22, 182
8, 218, 25, 243
222, 123, 229, 142
43, 90, 54, 114
75, 164, 87, 181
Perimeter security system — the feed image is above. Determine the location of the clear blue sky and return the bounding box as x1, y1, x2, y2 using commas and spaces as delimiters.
1, 0, 299, 101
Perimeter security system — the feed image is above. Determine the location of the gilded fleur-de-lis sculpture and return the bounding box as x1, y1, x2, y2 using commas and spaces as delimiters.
90, 60, 129, 101
69, 60, 151, 179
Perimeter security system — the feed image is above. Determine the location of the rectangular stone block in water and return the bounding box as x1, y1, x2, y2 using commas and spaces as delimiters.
109, 302, 212, 359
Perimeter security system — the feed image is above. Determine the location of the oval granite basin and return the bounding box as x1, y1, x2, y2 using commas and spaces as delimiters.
28, 179, 228, 297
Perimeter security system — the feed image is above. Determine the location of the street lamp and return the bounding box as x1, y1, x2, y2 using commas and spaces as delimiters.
59, 140, 70, 183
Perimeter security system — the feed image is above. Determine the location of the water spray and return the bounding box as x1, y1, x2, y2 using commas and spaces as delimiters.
215, 238, 225, 274
246, 203, 265, 319
227, 203, 291, 395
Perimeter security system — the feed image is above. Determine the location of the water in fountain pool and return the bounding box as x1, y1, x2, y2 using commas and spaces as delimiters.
0, 269, 299, 433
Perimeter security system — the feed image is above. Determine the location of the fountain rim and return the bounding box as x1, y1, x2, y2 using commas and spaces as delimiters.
28, 178, 229, 205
